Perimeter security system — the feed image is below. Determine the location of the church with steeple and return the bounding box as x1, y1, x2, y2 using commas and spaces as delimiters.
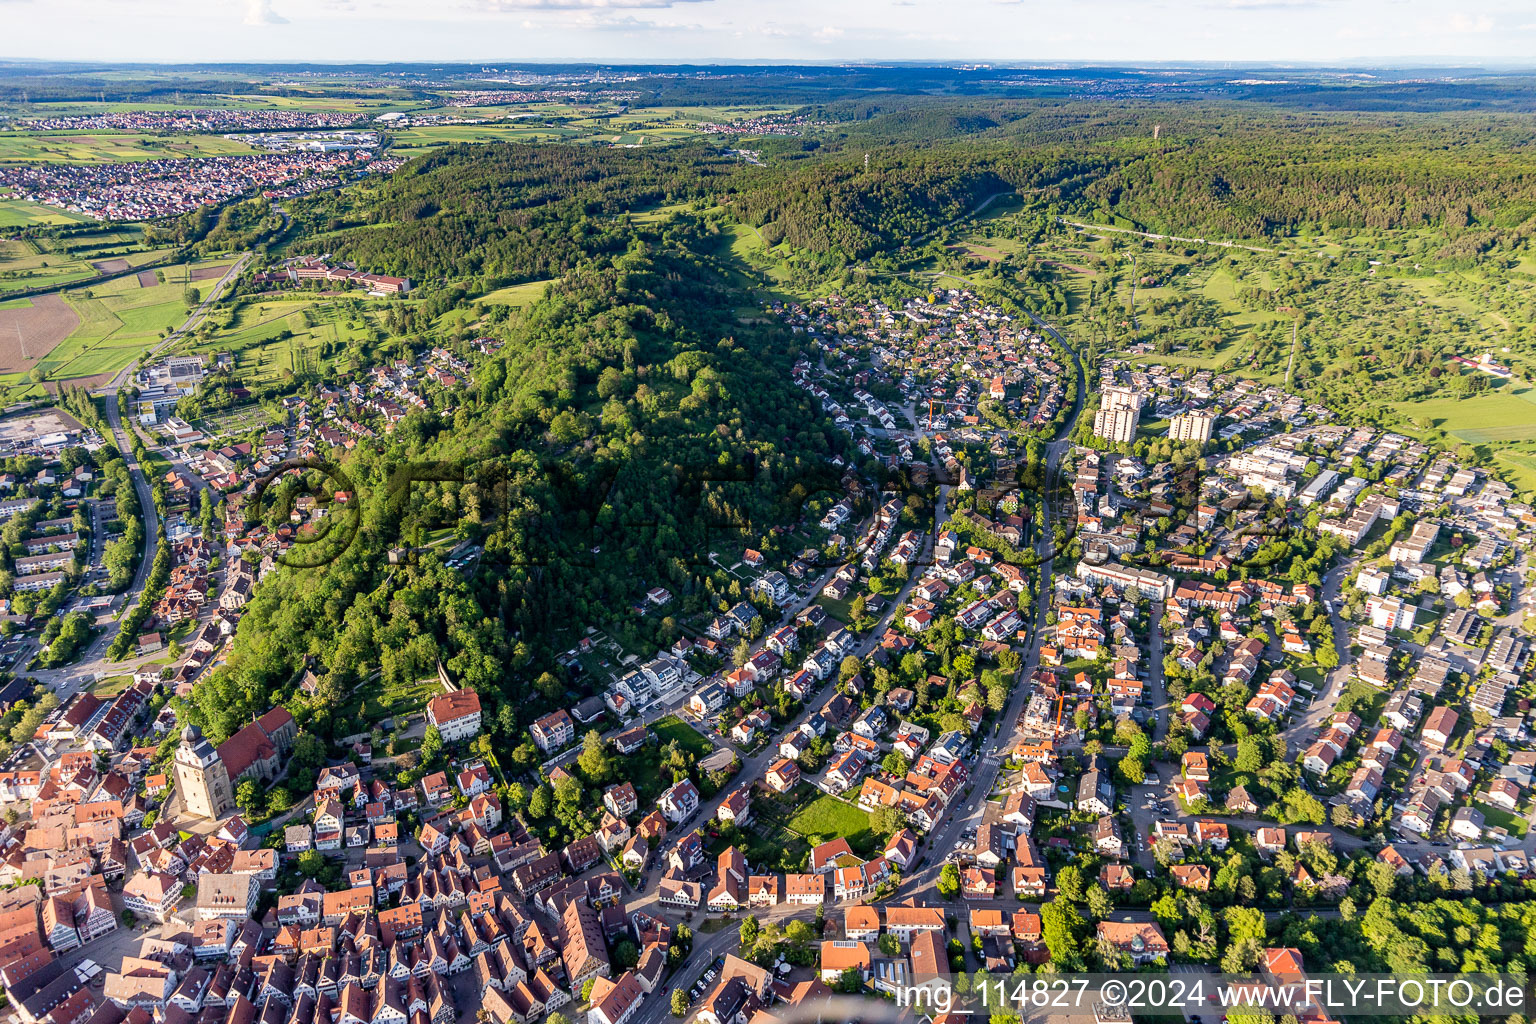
173, 707, 298, 819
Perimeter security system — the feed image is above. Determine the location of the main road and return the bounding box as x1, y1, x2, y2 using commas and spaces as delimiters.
26, 253, 248, 696
895, 308, 1087, 892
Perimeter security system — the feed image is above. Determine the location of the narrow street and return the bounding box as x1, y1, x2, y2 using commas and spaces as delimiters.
1281, 558, 1356, 756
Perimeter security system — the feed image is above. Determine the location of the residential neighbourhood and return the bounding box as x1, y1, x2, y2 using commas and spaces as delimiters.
0, 254, 1533, 1024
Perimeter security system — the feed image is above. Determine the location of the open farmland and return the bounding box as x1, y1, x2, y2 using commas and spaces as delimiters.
1391, 384, 1536, 443
0, 259, 225, 399
189, 263, 233, 282
384, 123, 586, 156
0, 197, 91, 228
0, 293, 81, 375
0, 222, 174, 296
0, 132, 259, 164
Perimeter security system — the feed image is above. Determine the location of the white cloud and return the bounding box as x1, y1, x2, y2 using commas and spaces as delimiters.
477, 0, 711, 9
1442, 11, 1494, 32
244, 0, 287, 23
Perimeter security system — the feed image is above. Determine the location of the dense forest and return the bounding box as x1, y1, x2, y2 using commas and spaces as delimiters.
290, 144, 738, 289
184, 160, 848, 745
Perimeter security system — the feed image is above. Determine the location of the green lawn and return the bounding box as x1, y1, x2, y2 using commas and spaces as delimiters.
91, 674, 134, 696
786, 793, 874, 851
1494, 450, 1536, 493
653, 714, 713, 758
1474, 801, 1529, 837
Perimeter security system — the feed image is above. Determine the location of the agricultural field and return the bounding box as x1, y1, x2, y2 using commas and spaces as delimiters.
0, 231, 174, 296
379, 104, 784, 156
1493, 449, 1536, 493
0, 132, 259, 164
200, 403, 274, 436
1390, 385, 1536, 444
0, 258, 224, 400
0, 294, 80, 377
0, 197, 92, 228
0, 91, 424, 119
385, 123, 586, 156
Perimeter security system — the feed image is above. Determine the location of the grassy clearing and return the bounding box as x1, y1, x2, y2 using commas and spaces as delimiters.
1337, 679, 1387, 727
91, 674, 134, 696
653, 714, 713, 758
629, 202, 693, 226
477, 279, 558, 307
1494, 451, 1536, 493
1391, 386, 1536, 443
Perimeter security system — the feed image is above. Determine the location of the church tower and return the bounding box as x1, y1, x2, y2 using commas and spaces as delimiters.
174, 724, 233, 820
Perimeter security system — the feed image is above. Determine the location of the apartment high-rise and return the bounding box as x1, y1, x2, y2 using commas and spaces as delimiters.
1169, 409, 1217, 445
1093, 385, 1143, 445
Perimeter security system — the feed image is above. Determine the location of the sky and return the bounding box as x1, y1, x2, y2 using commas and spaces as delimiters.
7, 0, 1536, 65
